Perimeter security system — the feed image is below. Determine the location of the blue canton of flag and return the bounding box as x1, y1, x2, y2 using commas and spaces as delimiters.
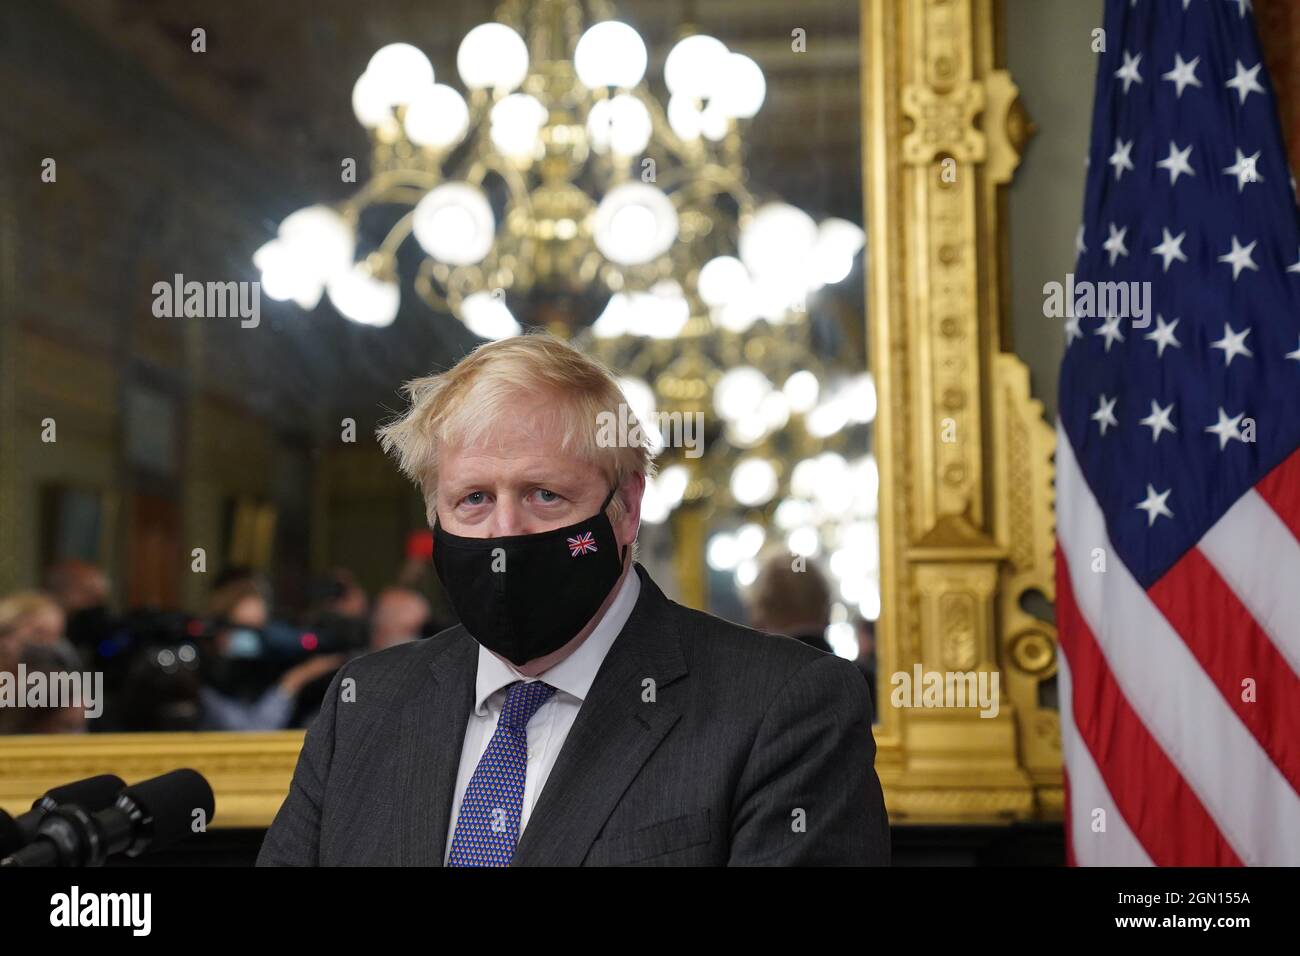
1061, 0, 1300, 588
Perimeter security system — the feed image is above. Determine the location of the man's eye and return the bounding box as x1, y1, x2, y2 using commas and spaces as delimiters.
463, 491, 486, 506
536, 489, 560, 503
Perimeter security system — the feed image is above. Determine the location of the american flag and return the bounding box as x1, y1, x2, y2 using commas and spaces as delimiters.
1057, 0, 1300, 865
566, 531, 598, 557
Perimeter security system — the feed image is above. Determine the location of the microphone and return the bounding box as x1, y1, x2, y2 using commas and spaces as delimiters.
0, 774, 125, 855
0, 769, 214, 867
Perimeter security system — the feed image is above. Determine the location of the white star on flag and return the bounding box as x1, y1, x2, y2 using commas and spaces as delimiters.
1103, 222, 1129, 266
1225, 59, 1265, 105
1115, 50, 1144, 94
1156, 141, 1195, 185
1223, 148, 1263, 192
1135, 483, 1174, 526
1151, 228, 1188, 271
1144, 314, 1182, 357
1095, 313, 1126, 352
1091, 394, 1119, 435
1204, 406, 1246, 450
1064, 314, 1083, 346
1210, 322, 1253, 365
1109, 137, 1136, 180
1162, 54, 1202, 98
1139, 400, 1178, 443
1217, 235, 1258, 280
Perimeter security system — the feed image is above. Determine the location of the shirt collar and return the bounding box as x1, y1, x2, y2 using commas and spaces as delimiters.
472, 568, 641, 716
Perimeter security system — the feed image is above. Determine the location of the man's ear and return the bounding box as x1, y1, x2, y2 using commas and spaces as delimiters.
614, 471, 646, 547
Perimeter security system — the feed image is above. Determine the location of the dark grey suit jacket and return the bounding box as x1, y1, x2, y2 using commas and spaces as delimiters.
257, 564, 890, 866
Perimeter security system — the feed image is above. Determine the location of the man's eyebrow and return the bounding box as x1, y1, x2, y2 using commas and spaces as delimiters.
440, 478, 488, 499
520, 473, 584, 492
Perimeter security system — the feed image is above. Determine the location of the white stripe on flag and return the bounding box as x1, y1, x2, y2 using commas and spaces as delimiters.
1057, 648, 1153, 866
1056, 422, 1300, 865
1199, 489, 1300, 680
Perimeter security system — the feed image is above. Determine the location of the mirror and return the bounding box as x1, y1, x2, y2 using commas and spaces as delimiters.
0, 0, 877, 738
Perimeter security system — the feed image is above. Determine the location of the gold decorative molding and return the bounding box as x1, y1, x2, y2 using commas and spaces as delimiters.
865, 0, 1060, 823
0, 732, 302, 830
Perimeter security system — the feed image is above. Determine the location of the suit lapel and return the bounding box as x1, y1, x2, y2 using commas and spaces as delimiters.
395, 628, 477, 866
512, 565, 688, 866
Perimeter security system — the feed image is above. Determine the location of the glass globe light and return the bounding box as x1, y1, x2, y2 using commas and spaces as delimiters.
351, 70, 391, 128
774, 498, 813, 531
489, 93, 546, 159
739, 202, 819, 281
783, 370, 820, 413
697, 256, 749, 308
657, 465, 690, 507
700, 99, 729, 141
278, 205, 355, 282
640, 477, 670, 524
457, 23, 529, 92
254, 239, 323, 309
707, 532, 740, 571
735, 523, 766, 559
715, 53, 766, 119
460, 291, 521, 340
404, 84, 469, 149
575, 21, 648, 89
666, 94, 704, 140
586, 95, 652, 155
412, 183, 495, 265
327, 263, 399, 327
735, 558, 759, 587
790, 457, 821, 498
365, 44, 434, 106
731, 458, 778, 507
664, 34, 729, 100
787, 526, 820, 557
592, 293, 633, 339
713, 366, 771, 421
616, 375, 663, 452
812, 218, 866, 285
593, 183, 678, 265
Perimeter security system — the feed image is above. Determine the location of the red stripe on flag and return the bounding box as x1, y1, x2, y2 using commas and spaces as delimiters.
1256, 447, 1300, 543
1056, 549, 1242, 866
1147, 547, 1300, 797
1062, 765, 1077, 867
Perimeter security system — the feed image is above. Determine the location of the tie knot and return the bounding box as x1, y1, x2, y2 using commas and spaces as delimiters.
500, 680, 555, 730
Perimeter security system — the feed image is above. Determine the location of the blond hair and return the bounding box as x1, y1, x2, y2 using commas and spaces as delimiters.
0, 591, 61, 639
377, 332, 655, 523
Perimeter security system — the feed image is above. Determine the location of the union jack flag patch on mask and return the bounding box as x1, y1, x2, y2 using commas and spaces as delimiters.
567, 531, 598, 557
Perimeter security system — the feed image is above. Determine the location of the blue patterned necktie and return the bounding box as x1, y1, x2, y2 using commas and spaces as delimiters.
446, 679, 557, 867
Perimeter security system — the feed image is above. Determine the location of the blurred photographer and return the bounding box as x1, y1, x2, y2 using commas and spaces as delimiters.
200, 579, 342, 731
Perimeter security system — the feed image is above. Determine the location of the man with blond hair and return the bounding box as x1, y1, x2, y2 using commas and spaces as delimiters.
259, 332, 888, 866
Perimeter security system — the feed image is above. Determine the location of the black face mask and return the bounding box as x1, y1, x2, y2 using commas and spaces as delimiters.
433, 487, 626, 666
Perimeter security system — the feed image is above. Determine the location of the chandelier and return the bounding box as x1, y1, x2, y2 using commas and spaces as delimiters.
252, 0, 863, 335
252, 0, 877, 632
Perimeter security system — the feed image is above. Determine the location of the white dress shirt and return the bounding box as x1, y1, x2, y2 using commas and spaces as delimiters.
443, 568, 641, 862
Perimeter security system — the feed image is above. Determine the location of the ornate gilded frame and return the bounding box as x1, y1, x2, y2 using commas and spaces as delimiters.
0, 0, 1061, 828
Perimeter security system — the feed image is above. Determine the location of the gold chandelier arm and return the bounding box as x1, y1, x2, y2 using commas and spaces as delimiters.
632, 87, 700, 165
340, 169, 441, 219
464, 154, 536, 218
414, 258, 452, 313
665, 164, 757, 218
378, 208, 417, 260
